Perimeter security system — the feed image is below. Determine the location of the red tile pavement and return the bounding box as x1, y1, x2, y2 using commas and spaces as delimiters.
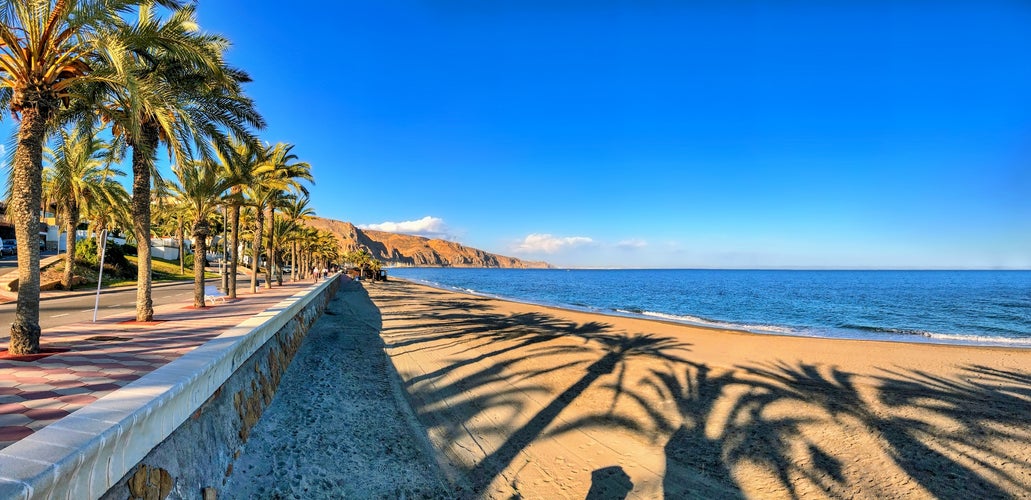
0, 280, 316, 451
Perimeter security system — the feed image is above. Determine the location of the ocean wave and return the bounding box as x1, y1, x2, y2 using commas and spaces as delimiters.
920, 332, 1031, 346
838, 324, 1031, 346
838, 324, 936, 337
614, 308, 644, 315
638, 311, 800, 335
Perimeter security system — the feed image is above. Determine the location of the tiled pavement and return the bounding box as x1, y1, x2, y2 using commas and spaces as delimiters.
0, 280, 317, 450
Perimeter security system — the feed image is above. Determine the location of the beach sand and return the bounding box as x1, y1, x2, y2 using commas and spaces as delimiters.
370, 278, 1031, 499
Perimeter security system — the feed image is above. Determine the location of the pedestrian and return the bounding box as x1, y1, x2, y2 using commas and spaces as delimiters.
313, 266, 318, 282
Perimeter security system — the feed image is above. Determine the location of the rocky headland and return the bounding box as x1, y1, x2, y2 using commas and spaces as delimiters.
305, 217, 551, 269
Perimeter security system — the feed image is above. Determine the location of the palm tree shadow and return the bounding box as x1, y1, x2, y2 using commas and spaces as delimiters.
376, 283, 1028, 498
651, 363, 747, 499
464, 331, 691, 492
871, 364, 1031, 497
602, 358, 1031, 499
735, 361, 1031, 498
394, 296, 694, 496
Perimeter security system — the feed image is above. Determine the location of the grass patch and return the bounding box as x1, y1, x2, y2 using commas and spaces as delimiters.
40, 254, 219, 292
129, 255, 218, 281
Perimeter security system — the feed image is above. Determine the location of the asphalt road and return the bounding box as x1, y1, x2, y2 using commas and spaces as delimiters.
0, 250, 59, 272
0, 279, 215, 343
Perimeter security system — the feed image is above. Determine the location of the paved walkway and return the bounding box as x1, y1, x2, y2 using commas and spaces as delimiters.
0, 279, 317, 450
221, 279, 451, 498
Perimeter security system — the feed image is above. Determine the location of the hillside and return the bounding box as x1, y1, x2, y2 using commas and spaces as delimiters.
305, 217, 551, 269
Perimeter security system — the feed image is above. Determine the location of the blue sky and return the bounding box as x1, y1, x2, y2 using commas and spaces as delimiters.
9, 1, 1031, 268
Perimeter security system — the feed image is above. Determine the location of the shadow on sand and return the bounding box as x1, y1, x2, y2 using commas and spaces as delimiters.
369, 281, 1031, 498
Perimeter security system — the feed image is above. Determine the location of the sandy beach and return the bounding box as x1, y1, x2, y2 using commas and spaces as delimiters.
370, 278, 1031, 499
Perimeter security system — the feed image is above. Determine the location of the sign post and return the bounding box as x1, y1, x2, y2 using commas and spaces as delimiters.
92, 229, 108, 323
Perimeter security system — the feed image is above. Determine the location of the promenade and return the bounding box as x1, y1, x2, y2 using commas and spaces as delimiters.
0, 280, 309, 450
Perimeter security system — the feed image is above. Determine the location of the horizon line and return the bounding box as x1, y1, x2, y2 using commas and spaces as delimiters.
386, 265, 1031, 271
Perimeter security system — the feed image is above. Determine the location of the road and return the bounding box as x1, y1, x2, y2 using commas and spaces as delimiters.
0, 250, 59, 272
0, 279, 220, 343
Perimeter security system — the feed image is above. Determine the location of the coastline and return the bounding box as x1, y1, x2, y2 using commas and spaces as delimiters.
391, 271, 1031, 349
371, 278, 1031, 498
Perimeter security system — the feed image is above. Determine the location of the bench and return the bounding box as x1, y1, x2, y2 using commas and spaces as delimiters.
204, 285, 228, 304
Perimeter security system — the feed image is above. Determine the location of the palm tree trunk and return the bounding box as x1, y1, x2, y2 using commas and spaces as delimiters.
291, 241, 297, 282
132, 123, 159, 322
265, 205, 274, 289
7, 105, 47, 355
63, 202, 78, 290
229, 202, 240, 298
193, 220, 210, 307
250, 204, 263, 293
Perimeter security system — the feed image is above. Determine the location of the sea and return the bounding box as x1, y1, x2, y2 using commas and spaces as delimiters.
386, 268, 1031, 348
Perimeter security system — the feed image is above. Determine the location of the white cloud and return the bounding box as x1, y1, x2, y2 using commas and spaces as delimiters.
360, 216, 455, 239
617, 238, 648, 249
513, 233, 594, 254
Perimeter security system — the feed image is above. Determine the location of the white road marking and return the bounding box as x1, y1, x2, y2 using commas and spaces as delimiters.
50, 313, 69, 318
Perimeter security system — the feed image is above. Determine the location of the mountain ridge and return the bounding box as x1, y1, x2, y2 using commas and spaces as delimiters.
305, 217, 551, 269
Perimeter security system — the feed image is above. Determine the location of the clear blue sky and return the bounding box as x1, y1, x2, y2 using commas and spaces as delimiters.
12, 2, 1031, 268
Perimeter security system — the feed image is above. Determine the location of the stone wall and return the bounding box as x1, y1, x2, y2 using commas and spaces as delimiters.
99, 276, 341, 499
0, 276, 341, 499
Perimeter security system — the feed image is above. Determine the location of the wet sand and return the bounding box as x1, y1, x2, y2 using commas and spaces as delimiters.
371, 279, 1031, 499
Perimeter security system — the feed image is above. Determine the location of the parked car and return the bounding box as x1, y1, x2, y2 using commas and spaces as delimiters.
1, 239, 16, 256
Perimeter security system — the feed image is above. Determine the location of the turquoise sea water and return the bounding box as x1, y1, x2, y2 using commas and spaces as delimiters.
387, 268, 1031, 348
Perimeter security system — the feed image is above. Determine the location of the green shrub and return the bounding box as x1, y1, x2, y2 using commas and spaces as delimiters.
76, 238, 131, 273
75, 238, 98, 266
104, 243, 126, 265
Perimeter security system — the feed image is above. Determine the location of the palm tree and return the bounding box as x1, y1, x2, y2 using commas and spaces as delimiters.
244, 142, 310, 292
151, 185, 190, 274
42, 126, 125, 289
310, 229, 339, 274
281, 194, 314, 282
214, 138, 258, 298
265, 191, 303, 286
269, 214, 296, 285
0, 0, 169, 354
84, 2, 262, 321
167, 158, 233, 307
293, 225, 317, 280
263, 144, 311, 289
82, 176, 131, 247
